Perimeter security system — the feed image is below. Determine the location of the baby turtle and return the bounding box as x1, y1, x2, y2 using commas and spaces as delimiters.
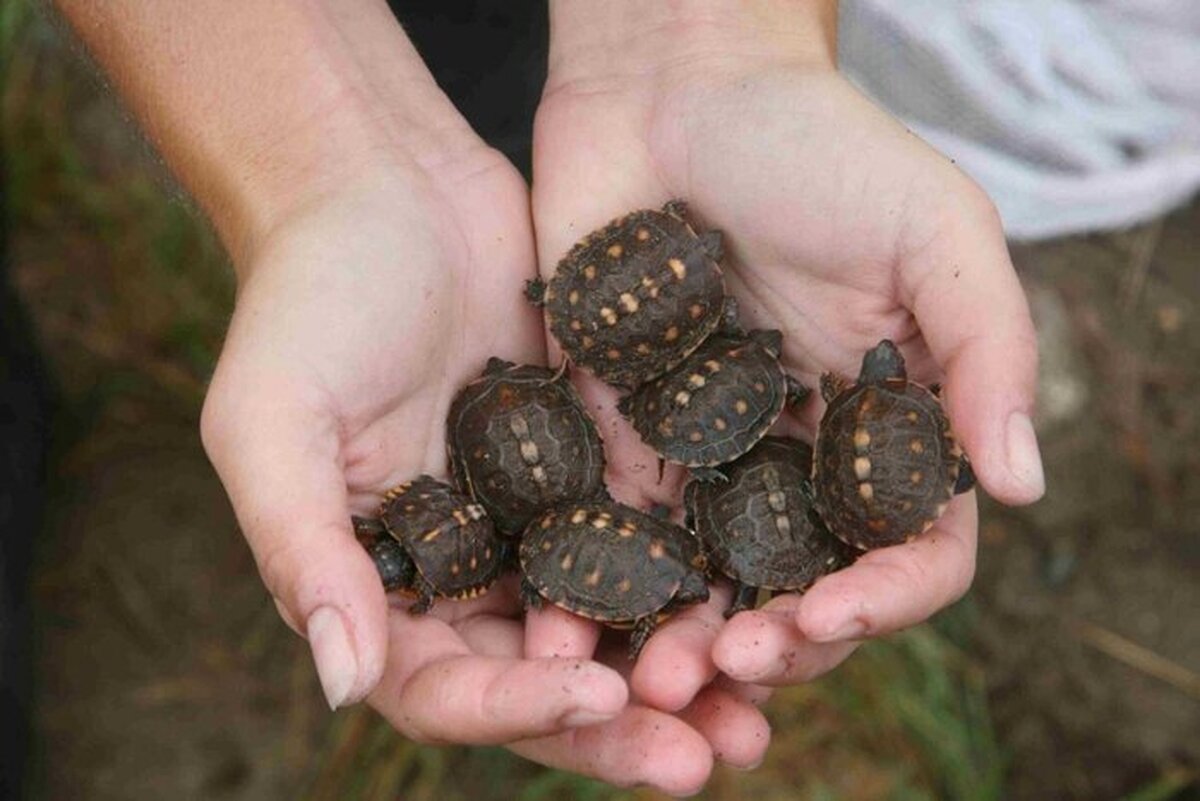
353, 475, 505, 613
447, 358, 608, 536
617, 330, 809, 481
812, 340, 975, 550
519, 500, 710, 658
526, 200, 729, 388
685, 436, 856, 616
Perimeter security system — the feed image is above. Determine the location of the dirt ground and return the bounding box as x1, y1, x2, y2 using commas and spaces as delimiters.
7, 6, 1199, 797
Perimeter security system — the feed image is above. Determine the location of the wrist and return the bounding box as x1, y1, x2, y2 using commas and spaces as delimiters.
547, 0, 837, 93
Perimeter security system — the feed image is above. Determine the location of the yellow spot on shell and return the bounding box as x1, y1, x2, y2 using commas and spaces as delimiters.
585, 568, 602, 586
907, 410, 920, 422
689, 430, 704, 442
571, 509, 588, 524
648, 540, 667, 559
687, 374, 706, 389
854, 428, 871, 449
600, 307, 618, 325
668, 258, 687, 280
581, 335, 595, 349
469, 556, 478, 569
910, 439, 925, 454
705, 360, 722, 373
607, 243, 623, 258
421, 529, 440, 542
735, 399, 749, 415
910, 470, 923, 484
450, 562, 461, 575
636, 228, 651, 241
859, 483, 874, 501
584, 264, 597, 281
714, 418, 727, 431
560, 553, 574, 571
636, 343, 652, 355
618, 578, 633, 592
664, 326, 680, 342
853, 457, 872, 480
606, 348, 621, 360
568, 289, 580, 305
618, 525, 637, 538
619, 293, 639, 313
591, 515, 610, 529
569, 319, 583, 331
674, 390, 691, 407
868, 518, 888, 532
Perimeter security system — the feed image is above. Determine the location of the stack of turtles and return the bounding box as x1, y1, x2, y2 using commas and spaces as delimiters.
351, 201, 976, 657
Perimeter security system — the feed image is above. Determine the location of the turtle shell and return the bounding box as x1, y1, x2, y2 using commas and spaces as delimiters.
812, 344, 966, 550
519, 501, 708, 624
539, 201, 726, 388
379, 475, 504, 600
685, 437, 853, 595
619, 331, 789, 468
447, 359, 607, 536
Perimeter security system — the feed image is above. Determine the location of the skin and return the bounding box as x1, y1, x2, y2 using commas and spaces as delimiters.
528, 0, 1044, 728
53, 0, 1044, 795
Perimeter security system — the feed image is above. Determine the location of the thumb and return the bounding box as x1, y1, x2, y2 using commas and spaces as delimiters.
201, 373, 388, 709
901, 186, 1045, 505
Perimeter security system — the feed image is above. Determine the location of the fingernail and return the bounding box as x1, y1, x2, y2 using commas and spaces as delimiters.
1005, 412, 1045, 498
560, 707, 618, 728
307, 606, 360, 710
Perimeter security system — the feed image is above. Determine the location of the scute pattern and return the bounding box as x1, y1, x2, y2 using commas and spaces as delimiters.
621, 333, 787, 467
448, 362, 606, 535
686, 437, 851, 592
542, 203, 726, 387
380, 476, 504, 599
814, 383, 962, 549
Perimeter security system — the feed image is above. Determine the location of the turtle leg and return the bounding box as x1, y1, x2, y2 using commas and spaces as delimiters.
718, 296, 744, 335
954, 454, 977, 495
786, 375, 812, 406
523, 277, 547, 307
689, 466, 729, 484
662, 199, 688, 218
698, 230, 724, 261
929, 382, 943, 397
725, 582, 759, 618
629, 616, 659, 660
407, 575, 437, 615
819, 372, 850, 403
519, 577, 544, 610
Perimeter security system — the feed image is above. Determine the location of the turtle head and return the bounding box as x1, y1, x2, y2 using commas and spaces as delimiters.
859, 339, 907, 385
676, 567, 711, 606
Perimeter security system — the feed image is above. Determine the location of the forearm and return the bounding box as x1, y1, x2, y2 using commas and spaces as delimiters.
547, 0, 838, 90
53, 0, 472, 267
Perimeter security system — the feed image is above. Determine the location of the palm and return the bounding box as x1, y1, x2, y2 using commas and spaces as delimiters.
532, 63, 1036, 692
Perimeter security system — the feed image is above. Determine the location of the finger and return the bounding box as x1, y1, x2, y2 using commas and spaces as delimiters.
713, 596, 860, 685
201, 376, 387, 710
524, 603, 603, 659
678, 686, 772, 770
631, 584, 730, 712
510, 705, 714, 797
370, 612, 627, 744
899, 182, 1044, 505
795, 494, 978, 642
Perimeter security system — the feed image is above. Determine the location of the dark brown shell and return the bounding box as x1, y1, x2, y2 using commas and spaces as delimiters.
813, 381, 964, 550
619, 331, 788, 467
447, 360, 607, 536
519, 501, 708, 623
541, 202, 726, 387
685, 437, 853, 591
379, 476, 504, 598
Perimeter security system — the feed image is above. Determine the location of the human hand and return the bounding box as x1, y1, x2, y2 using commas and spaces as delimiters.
529, 1, 1043, 702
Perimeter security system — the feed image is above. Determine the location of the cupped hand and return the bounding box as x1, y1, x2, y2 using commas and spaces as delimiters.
199, 146, 767, 794
529, 18, 1044, 704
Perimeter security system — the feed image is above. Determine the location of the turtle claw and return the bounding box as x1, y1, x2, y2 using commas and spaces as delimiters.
519, 577, 543, 610
786, 375, 811, 406
407, 577, 436, 615
725, 583, 759, 618
690, 466, 728, 484
629, 616, 658, 659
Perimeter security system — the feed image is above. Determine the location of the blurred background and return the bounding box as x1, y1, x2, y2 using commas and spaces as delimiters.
2, 1, 1198, 799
